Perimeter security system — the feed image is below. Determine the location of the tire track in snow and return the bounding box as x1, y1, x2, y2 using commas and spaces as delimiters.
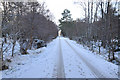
64, 39, 106, 79
57, 38, 65, 78
52, 37, 65, 78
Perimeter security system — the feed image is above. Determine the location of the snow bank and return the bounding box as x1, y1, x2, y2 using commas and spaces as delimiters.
64, 37, 118, 78
0, 38, 2, 48
27, 47, 46, 54
0, 71, 2, 79
66, 37, 119, 65
2, 38, 58, 78
3, 38, 20, 61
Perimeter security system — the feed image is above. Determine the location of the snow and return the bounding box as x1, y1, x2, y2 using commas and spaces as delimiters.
2, 38, 59, 78
0, 71, 1, 80
74, 38, 120, 65
3, 38, 20, 61
61, 39, 95, 78
64, 37, 118, 78
0, 38, 2, 79
2, 37, 118, 78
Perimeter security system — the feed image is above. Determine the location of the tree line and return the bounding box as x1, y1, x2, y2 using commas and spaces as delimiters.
59, 0, 119, 62
0, 1, 58, 61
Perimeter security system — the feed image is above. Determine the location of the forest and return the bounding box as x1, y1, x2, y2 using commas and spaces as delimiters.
0, 0, 119, 79
0, 1, 58, 70
0, 0, 119, 74
59, 0, 119, 62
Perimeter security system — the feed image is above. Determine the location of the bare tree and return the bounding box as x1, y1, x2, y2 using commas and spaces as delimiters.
94, 1, 100, 22
0, 7, 3, 63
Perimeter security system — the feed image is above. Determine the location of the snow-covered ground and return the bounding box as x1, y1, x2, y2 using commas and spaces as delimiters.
1, 37, 118, 78
78, 40, 120, 64
0, 71, 1, 80
2, 38, 59, 78
62, 37, 118, 78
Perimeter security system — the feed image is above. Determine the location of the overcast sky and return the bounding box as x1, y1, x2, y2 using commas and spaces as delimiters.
38, 0, 85, 24
38, 0, 119, 25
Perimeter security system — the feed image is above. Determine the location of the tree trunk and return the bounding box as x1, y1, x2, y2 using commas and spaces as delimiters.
29, 37, 33, 49
108, 48, 111, 60
100, 2, 104, 19
90, 1, 93, 40
4, 37, 7, 43
87, 0, 90, 42
99, 46, 101, 54
0, 6, 3, 71
12, 41, 16, 57
94, 2, 99, 22
112, 50, 115, 60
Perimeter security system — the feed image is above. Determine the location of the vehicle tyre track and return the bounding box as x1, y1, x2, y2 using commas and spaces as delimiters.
52, 38, 65, 78
64, 39, 106, 79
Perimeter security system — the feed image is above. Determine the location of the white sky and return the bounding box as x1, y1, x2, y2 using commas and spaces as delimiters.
37, 0, 119, 25
38, 0, 85, 25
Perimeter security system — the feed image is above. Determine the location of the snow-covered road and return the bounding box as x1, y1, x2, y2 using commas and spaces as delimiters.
2, 37, 118, 78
